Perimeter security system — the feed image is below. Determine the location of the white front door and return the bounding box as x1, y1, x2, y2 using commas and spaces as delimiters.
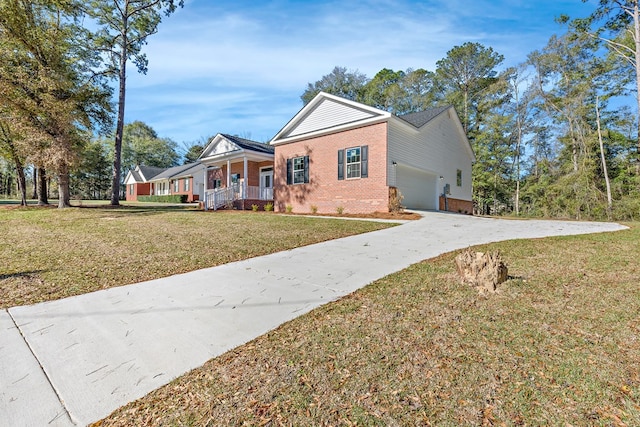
260, 168, 273, 200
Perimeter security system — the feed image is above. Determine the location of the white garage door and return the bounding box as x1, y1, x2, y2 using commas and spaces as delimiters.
396, 165, 438, 210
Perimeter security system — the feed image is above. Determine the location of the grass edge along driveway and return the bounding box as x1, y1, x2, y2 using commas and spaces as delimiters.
0, 207, 395, 309
95, 224, 640, 426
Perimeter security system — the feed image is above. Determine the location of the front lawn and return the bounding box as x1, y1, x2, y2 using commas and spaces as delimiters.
96, 224, 640, 426
0, 206, 393, 308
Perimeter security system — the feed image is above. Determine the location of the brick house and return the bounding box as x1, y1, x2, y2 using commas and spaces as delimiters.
124, 162, 205, 202
198, 134, 274, 210
124, 165, 164, 201
147, 162, 206, 202
269, 92, 475, 214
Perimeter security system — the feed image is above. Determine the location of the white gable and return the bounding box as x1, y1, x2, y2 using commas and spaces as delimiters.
285, 98, 381, 138
124, 172, 137, 185
200, 135, 240, 159
271, 92, 390, 145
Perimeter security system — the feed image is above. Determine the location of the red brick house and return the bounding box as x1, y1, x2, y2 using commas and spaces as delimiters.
124, 165, 164, 201
198, 134, 274, 210
269, 92, 475, 214
124, 162, 205, 202
147, 162, 206, 202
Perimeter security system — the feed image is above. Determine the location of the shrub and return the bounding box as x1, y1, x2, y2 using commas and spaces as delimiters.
285, 204, 293, 213
264, 202, 273, 212
388, 187, 404, 213
138, 195, 188, 203
251, 204, 259, 212
336, 206, 344, 215
310, 205, 318, 214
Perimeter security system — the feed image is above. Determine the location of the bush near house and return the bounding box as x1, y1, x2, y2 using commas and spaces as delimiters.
138, 195, 188, 203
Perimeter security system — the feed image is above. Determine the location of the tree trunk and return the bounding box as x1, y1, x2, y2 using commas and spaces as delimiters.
38, 167, 48, 205
32, 167, 37, 199
110, 24, 129, 206
57, 164, 71, 208
634, 2, 640, 152
596, 96, 613, 217
514, 79, 522, 216
14, 158, 27, 206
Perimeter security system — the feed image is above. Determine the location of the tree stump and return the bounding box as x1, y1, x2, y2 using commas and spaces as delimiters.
455, 249, 508, 294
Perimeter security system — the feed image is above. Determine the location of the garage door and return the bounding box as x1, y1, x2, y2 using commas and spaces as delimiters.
395, 165, 438, 210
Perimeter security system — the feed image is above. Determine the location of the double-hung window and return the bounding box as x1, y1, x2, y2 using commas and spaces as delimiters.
346, 147, 361, 179
173, 180, 179, 193
338, 145, 368, 180
286, 156, 309, 185
184, 178, 190, 192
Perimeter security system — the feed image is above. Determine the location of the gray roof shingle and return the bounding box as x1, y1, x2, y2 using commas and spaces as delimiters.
137, 165, 165, 181
396, 106, 450, 128
221, 134, 274, 154
151, 162, 201, 181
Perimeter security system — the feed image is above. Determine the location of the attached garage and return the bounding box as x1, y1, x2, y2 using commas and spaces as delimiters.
395, 164, 438, 210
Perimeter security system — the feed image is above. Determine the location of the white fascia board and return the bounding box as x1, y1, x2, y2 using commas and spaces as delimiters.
270, 115, 390, 146
124, 172, 136, 185
200, 149, 273, 166
446, 107, 476, 162
270, 91, 391, 145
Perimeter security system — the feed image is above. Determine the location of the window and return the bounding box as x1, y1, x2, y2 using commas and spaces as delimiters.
173, 180, 179, 193
184, 178, 190, 192
338, 145, 368, 180
231, 173, 240, 184
456, 169, 462, 187
293, 157, 305, 184
286, 156, 309, 185
346, 147, 361, 179
129, 184, 133, 195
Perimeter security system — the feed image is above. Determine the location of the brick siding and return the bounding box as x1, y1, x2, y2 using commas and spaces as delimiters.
274, 122, 389, 214
439, 196, 473, 214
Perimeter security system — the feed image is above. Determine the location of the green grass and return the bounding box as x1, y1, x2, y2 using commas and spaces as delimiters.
0, 205, 393, 308
95, 224, 640, 426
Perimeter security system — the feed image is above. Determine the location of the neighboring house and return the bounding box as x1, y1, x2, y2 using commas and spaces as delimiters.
146, 162, 206, 202
124, 162, 205, 202
269, 92, 475, 214
198, 133, 275, 210
124, 165, 165, 201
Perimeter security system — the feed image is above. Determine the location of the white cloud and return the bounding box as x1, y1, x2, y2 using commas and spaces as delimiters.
121, 0, 597, 143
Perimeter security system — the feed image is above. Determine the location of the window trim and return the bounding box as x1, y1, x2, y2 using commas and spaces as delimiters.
184, 177, 190, 192
338, 145, 368, 180
173, 179, 179, 193
345, 146, 361, 179
456, 169, 462, 187
287, 156, 309, 185
292, 156, 306, 184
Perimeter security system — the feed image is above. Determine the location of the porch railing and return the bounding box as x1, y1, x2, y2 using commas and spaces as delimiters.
204, 185, 273, 211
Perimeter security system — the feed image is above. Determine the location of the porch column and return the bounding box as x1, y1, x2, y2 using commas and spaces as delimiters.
226, 160, 231, 187
203, 167, 208, 211
243, 156, 248, 200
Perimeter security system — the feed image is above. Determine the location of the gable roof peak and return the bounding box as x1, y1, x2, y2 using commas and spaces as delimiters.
395, 106, 451, 128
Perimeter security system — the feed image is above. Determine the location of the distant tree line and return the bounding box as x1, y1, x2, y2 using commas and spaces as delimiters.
0, 0, 183, 207
302, 2, 640, 220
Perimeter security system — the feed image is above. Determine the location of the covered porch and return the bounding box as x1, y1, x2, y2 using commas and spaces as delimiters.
198, 134, 274, 211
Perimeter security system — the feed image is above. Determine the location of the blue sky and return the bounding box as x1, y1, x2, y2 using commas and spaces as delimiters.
124, 0, 598, 145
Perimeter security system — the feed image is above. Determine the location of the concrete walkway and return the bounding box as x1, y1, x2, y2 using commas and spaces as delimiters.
1, 212, 627, 426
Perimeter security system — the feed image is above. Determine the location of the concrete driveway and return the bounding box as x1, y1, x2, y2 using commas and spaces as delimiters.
1, 212, 627, 426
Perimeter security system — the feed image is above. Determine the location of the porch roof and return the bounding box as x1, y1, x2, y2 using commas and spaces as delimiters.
199, 133, 274, 166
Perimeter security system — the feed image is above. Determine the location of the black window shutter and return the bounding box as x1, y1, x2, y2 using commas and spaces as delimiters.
286, 158, 292, 185
361, 145, 368, 178
303, 156, 310, 183
337, 149, 344, 180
